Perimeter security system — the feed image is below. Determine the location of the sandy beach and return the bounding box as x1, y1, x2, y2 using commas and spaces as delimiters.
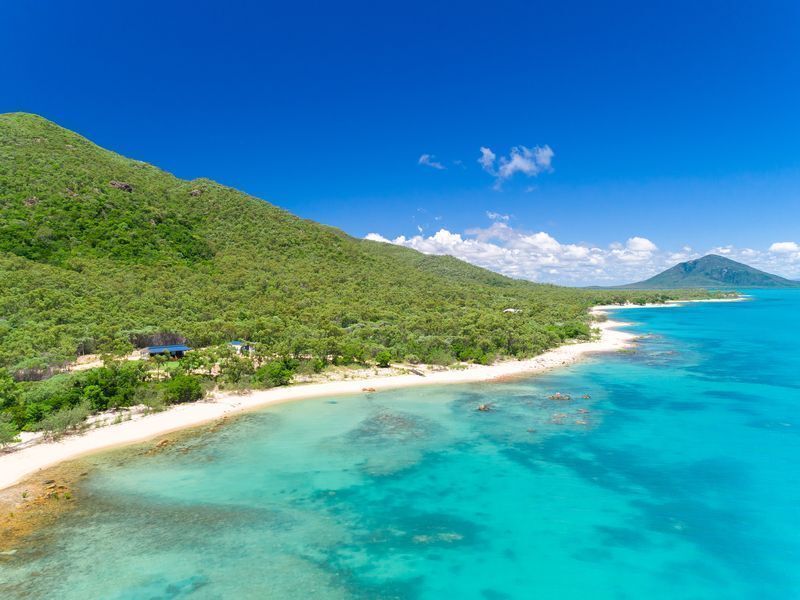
591, 297, 747, 311
0, 312, 637, 491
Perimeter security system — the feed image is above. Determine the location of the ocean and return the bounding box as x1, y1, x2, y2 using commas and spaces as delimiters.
1, 290, 798, 599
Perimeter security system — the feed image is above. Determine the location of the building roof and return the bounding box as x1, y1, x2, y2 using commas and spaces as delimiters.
145, 344, 191, 354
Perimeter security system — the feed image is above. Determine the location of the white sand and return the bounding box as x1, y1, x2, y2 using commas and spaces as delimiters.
592, 296, 747, 311
0, 314, 637, 491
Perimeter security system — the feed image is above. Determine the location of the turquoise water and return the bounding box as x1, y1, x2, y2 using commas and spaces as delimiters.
2, 291, 799, 599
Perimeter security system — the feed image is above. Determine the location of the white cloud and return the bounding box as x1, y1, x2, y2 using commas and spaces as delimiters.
769, 241, 800, 254
364, 225, 800, 285
365, 232, 391, 243
609, 237, 659, 263
418, 154, 445, 170
626, 236, 657, 252
478, 147, 496, 173
486, 211, 510, 222
479, 145, 554, 189
533, 145, 554, 170
768, 241, 800, 266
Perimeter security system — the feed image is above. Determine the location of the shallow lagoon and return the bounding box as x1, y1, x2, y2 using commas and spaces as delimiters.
2, 291, 799, 599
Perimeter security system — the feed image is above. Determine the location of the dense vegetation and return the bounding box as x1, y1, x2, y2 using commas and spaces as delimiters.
0, 112, 725, 439
617, 254, 800, 289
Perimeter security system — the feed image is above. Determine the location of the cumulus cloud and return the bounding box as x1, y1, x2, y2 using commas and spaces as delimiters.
626, 237, 657, 252
364, 224, 800, 285
365, 232, 392, 243
366, 225, 657, 284
768, 241, 800, 265
418, 154, 445, 170
769, 241, 800, 254
479, 145, 554, 189
608, 237, 659, 264
486, 211, 510, 222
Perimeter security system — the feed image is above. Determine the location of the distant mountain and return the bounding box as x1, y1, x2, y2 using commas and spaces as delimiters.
618, 254, 800, 289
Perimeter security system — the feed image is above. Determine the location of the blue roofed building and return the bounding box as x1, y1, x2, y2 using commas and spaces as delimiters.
228, 340, 253, 354
141, 344, 192, 359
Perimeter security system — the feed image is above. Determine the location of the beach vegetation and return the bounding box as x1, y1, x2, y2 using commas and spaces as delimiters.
135, 385, 167, 413
375, 350, 392, 368
162, 375, 204, 405
218, 353, 255, 385
254, 361, 295, 388
36, 401, 91, 437
0, 414, 19, 446
296, 358, 325, 376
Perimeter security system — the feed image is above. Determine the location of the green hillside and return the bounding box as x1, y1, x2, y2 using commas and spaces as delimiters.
0, 113, 716, 374
617, 254, 800, 289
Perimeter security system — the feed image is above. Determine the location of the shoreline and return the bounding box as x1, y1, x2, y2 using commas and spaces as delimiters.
0, 314, 635, 492
591, 297, 747, 310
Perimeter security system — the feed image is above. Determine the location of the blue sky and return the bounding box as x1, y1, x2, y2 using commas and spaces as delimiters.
3, 0, 799, 284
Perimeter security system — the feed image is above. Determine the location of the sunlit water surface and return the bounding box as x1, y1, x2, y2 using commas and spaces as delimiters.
2, 290, 799, 599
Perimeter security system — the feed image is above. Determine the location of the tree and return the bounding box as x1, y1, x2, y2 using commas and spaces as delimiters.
220, 353, 254, 384
254, 361, 294, 388
152, 353, 169, 379
163, 374, 203, 404
179, 351, 205, 373
0, 414, 18, 446
81, 384, 105, 411
0, 370, 20, 410
375, 350, 392, 368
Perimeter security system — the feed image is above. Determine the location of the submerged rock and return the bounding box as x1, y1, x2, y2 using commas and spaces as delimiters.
347, 410, 436, 443
412, 531, 464, 544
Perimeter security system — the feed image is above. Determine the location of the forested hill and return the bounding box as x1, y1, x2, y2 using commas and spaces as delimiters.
617, 254, 800, 289
0, 113, 713, 371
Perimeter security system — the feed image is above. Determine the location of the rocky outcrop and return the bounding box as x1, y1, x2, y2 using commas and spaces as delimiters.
109, 180, 133, 192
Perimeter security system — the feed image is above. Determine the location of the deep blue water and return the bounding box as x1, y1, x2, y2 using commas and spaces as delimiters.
1, 291, 799, 599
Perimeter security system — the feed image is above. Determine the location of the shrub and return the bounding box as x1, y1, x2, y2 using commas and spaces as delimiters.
21, 374, 81, 425
0, 414, 19, 446
254, 361, 294, 388
375, 350, 392, 368
0, 370, 20, 410
426, 348, 456, 366
36, 401, 91, 436
134, 383, 167, 412
338, 340, 368, 365
163, 374, 204, 404
296, 358, 325, 376
219, 354, 255, 384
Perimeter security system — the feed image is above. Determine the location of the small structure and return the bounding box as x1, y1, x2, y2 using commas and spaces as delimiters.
141, 344, 191, 359
503, 308, 521, 314
228, 340, 253, 355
